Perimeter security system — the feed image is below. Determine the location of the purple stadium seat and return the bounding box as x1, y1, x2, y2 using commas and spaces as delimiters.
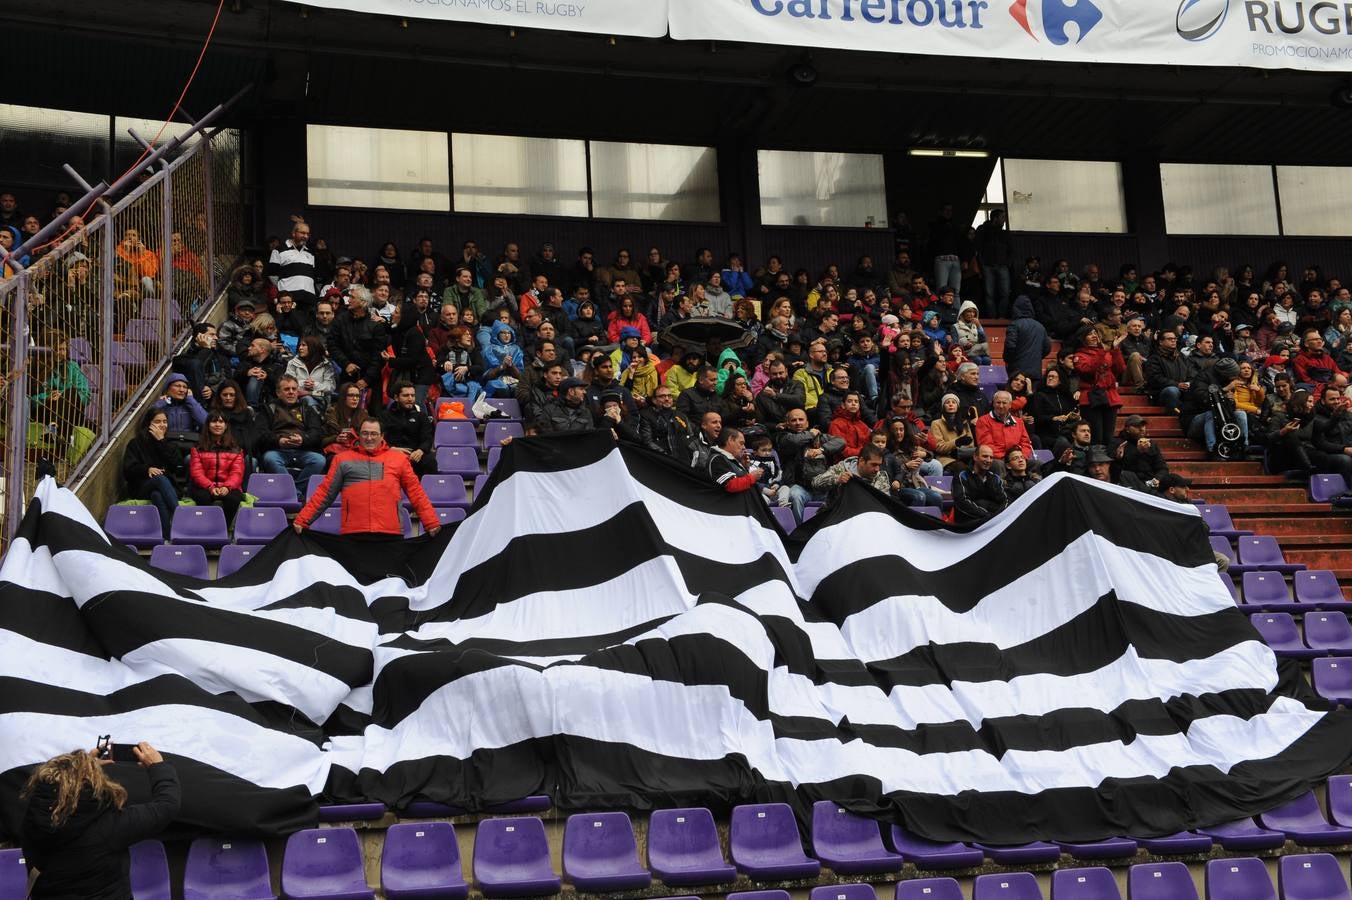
1031, 448, 1053, 467
431, 507, 467, 528
771, 506, 796, 532
1210, 536, 1237, 568
1295, 570, 1345, 608
437, 446, 480, 476
0, 849, 28, 900
140, 297, 184, 321
1219, 572, 1240, 605
1129, 862, 1199, 900
1305, 611, 1352, 654
974, 872, 1043, 899
973, 842, 1061, 865
1199, 505, 1252, 539
1258, 790, 1352, 844
924, 475, 953, 507
1051, 867, 1121, 900
112, 340, 147, 367
483, 421, 524, 448
1196, 818, 1285, 851
149, 544, 209, 580
1310, 473, 1351, 504
434, 420, 477, 447
563, 812, 651, 892
484, 397, 522, 420
809, 802, 904, 875
1249, 613, 1315, 659
281, 827, 374, 899
487, 446, 503, 473
235, 506, 288, 544
729, 802, 822, 881
729, 892, 791, 900
183, 837, 273, 900
1313, 657, 1352, 705
1136, 831, 1212, 855
171, 505, 230, 548
896, 878, 964, 900
1055, 837, 1137, 860
381, 822, 468, 900
108, 364, 128, 393
803, 505, 819, 521
247, 473, 303, 511
1241, 572, 1297, 612
105, 504, 164, 548
1280, 853, 1352, 900
810, 885, 875, 900
317, 803, 386, 822
647, 807, 736, 887
124, 318, 161, 346
1205, 857, 1275, 900
398, 505, 414, 538
130, 840, 172, 900
1327, 774, 1352, 827
309, 507, 343, 535
217, 543, 260, 578
473, 817, 561, 898
69, 336, 93, 362
307, 474, 328, 502
414, 475, 470, 511
979, 365, 1007, 385
1236, 535, 1306, 574
886, 824, 982, 870
473, 474, 489, 500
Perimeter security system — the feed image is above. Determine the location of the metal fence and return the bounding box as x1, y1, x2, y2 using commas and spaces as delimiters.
0, 127, 246, 554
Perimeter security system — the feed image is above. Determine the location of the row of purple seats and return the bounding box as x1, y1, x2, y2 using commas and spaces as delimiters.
1227, 569, 1344, 612
1209, 535, 1307, 576
80, 361, 129, 394
1252, 611, 1352, 658
1199, 504, 1252, 539
437, 397, 521, 420
1311, 472, 1352, 507
434, 419, 525, 449
0, 848, 25, 898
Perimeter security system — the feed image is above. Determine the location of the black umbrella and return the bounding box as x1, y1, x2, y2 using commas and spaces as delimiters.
656, 317, 756, 355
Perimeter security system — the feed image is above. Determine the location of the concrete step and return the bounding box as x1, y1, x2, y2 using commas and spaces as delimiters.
1274, 534, 1352, 548
1156, 438, 1201, 452
1170, 461, 1265, 477
1191, 474, 1294, 488
1201, 487, 1310, 505
1285, 548, 1352, 570
1232, 516, 1352, 536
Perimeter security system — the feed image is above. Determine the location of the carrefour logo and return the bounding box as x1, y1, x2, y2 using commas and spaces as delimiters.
1176, 0, 1229, 41
1009, 0, 1103, 44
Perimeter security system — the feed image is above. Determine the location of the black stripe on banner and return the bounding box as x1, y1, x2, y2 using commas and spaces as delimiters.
370, 646, 543, 724
0, 582, 110, 658
382, 615, 679, 658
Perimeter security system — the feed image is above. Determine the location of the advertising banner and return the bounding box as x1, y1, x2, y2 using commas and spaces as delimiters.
292, 0, 669, 38
669, 0, 1352, 71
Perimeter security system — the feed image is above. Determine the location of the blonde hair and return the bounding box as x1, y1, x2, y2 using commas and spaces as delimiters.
21, 750, 127, 827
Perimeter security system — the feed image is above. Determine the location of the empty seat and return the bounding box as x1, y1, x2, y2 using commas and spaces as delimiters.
484, 397, 522, 420
317, 803, 387, 822
1314, 657, 1352, 705
729, 892, 791, 900
1054, 837, 1137, 860
887, 824, 982, 870
1031, 448, 1053, 467
124, 318, 162, 346
1051, 867, 1120, 899
437, 446, 479, 476
234, 506, 288, 544
809, 885, 875, 900
486, 446, 503, 473
647, 807, 736, 887
1205, 857, 1275, 900
246, 473, 302, 512
434, 420, 477, 447
1310, 473, 1352, 504
0, 849, 28, 900
112, 340, 147, 367
415, 474, 471, 511
809, 802, 903, 875
974, 872, 1043, 899
484, 420, 524, 448
1306, 611, 1352, 654
1236, 536, 1306, 574
217, 544, 260, 578
69, 336, 93, 362
1135, 831, 1212, 855
1295, 570, 1345, 608
1199, 504, 1251, 539
281, 827, 374, 898
473, 816, 561, 898
472, 473, 489, 501
897, 878, 964, 900
104, 504, 164, 548
1258, 789, 1352, 844
729, 802, 821, 881
149, 544, 209, 580
1249, 613, 1314, 659
130, 840, 172, 900
382, 821, 468, 900
1219, 571, 1240, 605
1280, 852, 1352, 900
973, 842, 1061, 864
1128, 862, 1198, 900
183, 837, 273, 900
309, 508, 343, 535
307, 473, 328, 502
1241, 572, 1297, 613
770, 506, 796, 532
563, 811, 651, 892
1327, 775, 1352, 827
1196, 817, 1285, 851
431, 507, 467, 528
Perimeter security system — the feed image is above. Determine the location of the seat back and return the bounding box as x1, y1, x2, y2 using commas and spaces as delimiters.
1237, 535, 1284, 565
648, 807, 725, 868
1128, 862, 1198, 900
1249, 613, 1302, 650
1313, 657, 1352, 700
485, 397, 522, 419
105, 504, 163, 546
1051, 866, 1121, 899
0, 849, 28, 900
246, 473, 300, 505
1200, 504, 1236, 531
433, 507, 467, 527
810, 885, 875, 900
1259, 790, 1326, 830
235, 506, 287, 543
183, 837, 271, 900
811, 801, 887, 856
382, 821, 462, 891
149, 543, 209, 579
310, 507, 343, 534
1311, 473, 1349, 503
896, 878, 964, 900
1306, 611, 1352, 646
731, 803, 806, 860
1206, 857, 1277, 900
1279, 853, 1352, 900
435, 419, 477, 446
282, 827, 369, 894
129, 840, 172, 900
474, 817, 554, 880
217, 544, 259, 578
1327, 775, 1352, 827
421, 474, 469, 506
564, 812, 641, 875
484, 421, 524, 447
1242, 572, 1290, 606
974, 871, 1043, 899
1296, 570, 1343, 605
1210, 536, 1237, 566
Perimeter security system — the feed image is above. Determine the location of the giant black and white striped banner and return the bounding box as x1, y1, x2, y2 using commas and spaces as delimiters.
2, 430, 1350, 842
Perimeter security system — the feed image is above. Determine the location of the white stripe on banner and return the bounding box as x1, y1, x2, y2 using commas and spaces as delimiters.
289, 0, 668, 38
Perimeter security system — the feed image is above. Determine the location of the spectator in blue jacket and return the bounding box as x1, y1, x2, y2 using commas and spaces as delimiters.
1005, 295, 1051, 383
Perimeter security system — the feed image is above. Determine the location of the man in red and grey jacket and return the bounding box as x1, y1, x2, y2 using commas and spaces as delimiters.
707, 427, 766, 493
294, 417, 441, 536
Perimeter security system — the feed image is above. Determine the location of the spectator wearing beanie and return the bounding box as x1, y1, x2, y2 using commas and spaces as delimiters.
931, 392, 977, 472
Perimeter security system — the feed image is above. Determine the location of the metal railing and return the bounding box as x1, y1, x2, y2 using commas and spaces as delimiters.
0, 119, 247, 554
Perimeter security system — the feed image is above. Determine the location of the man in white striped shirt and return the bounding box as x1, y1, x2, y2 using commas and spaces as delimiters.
267, 219, 316, 311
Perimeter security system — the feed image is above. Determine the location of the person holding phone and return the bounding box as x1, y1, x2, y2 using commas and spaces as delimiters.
21, 741, 179, 898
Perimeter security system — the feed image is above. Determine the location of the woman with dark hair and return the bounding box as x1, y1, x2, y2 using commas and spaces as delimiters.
391, 308, 440, 409
188, 412, 246, 525
1031, 367, 1078, 450
720, 372, 759, 429
284, 334, 336, 409
208, 380, 258, 454
120, 408, 181, 539
323, 382, 370, 456
21, 741, 178, 899
606, 295, 653, 345
1073, 326, 1126, 444
375, 241, 404, 291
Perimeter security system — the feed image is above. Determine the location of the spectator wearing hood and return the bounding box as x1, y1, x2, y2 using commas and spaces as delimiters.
931, 392, 977, 471
921, 309, 950, 349
721, 254, 755, 298
569, 298, 607, 347
482, 320, 525, 397
951, 300, 990, 365
611, 333, 658, 402
153, 371, 209, 439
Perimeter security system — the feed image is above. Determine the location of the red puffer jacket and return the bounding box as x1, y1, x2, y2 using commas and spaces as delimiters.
189, 446, 245, 491
1074, 345, 1126, 409
828, 404, 874, 459
295, 440, 439, 535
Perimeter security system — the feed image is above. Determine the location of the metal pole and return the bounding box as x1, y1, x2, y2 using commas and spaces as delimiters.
203, 135, 217, 304
100, 216, 115, 440
162, 174, 175, 352
6, 275, 30, 540
2, 182, 110, 273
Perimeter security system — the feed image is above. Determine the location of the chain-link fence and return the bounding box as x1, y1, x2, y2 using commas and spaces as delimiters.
0, 127, 246, 555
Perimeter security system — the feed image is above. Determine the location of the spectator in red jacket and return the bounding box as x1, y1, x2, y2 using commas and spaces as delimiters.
1293, 329, 1347, 387
829, 391, 873, 458
974, 390, 1034, 473
187, 413, 246, 525
294, 417, 441, 537
1073, 327, 1127, 445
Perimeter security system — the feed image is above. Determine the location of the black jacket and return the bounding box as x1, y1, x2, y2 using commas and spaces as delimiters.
952, 467, 1007, 524
1144, 350, 1196, 398
380, 403, 435, 455
121, 436, 182, 490
638, 406, 689, 457
1004, 296, 1051, 378
23, 762, 180, 899
332, 313, 389, 385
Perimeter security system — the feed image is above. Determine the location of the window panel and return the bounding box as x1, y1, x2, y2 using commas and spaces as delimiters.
0, 104, 109, 200
1160, 163, 1278, 236
1003, 159, 1127, 233
452, 133, 588, 216
589, 142, 719, 222
1276, 165, 1352, 236
757, 150, 886, 227
114, 116, 199, 173
307, 124, 449, 211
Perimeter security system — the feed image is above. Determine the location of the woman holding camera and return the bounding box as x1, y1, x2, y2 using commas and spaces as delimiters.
21, 741, 179, 899
1073, 326, 1126, 445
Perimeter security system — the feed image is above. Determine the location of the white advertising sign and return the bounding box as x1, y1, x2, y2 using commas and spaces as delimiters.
292, 0, 669, 38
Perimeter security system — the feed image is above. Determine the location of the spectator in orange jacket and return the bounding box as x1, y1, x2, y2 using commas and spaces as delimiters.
974, 389, 1034, 474
116, 227, 159, 296
294, 417, 441, 537
828, 391, 873, 458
